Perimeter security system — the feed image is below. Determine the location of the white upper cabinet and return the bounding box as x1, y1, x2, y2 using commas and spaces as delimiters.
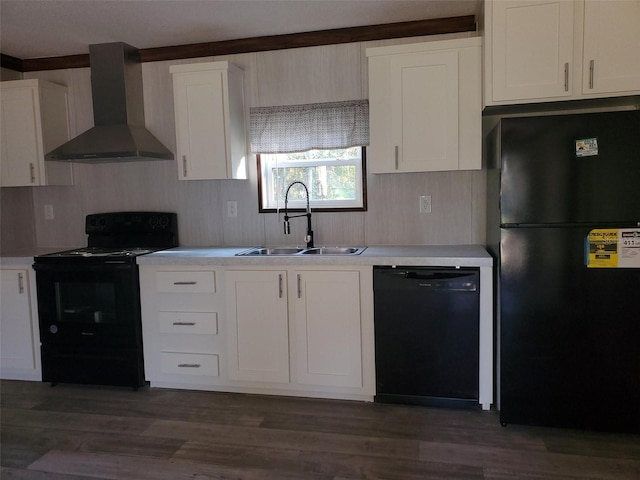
0, 79, 73, 187
170, 61, 248, 180
582, 1, 640, 95
484, 0, 640, 106
367, 37, 482, 174
489, 0, 575, 101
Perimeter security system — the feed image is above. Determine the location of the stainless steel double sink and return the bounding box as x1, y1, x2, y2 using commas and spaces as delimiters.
236, 246, 366, 256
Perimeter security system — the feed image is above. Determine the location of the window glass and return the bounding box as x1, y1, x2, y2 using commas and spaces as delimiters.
258, 147, 366, 212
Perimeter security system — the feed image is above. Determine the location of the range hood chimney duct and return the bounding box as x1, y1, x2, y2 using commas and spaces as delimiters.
46, 42, 174, 163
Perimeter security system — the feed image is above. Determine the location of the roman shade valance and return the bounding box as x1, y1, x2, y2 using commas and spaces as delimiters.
250, 99, 369, 154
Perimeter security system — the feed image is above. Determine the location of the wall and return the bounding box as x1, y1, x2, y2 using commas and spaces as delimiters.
1, 67, 22, 81
2, 32, 486, 249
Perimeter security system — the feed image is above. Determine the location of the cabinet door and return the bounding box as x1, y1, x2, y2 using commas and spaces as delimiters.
491, 0, 574, 101
173, 70, 230, 180
582, 1, 640, 95
0, 269, 36, 370
392, 51, 459, 172
370, 50, 459, 173
293, 270, 362, 387
0, 88, 42, 186
225, 270, 290, 383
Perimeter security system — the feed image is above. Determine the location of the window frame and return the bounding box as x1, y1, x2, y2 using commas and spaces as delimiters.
257, 147, 368, 213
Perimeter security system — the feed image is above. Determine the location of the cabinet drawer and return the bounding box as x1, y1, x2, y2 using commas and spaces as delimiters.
160, 352, 219, 376
158, 312, 218, 335
156, 271, 216, 293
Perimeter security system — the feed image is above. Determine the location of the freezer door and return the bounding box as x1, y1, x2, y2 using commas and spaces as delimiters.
499, 226, 640, 432
500, 110, 640, 225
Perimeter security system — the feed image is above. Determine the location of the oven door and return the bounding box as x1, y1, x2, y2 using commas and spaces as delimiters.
34, 262, 142, 348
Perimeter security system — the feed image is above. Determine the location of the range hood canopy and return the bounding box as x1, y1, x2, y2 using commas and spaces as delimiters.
46, 42, 174, 163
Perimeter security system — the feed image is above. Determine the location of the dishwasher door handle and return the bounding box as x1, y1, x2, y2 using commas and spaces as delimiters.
404, 271, 474, 280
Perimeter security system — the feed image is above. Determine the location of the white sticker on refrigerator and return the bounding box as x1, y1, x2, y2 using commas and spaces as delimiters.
620, 229, 640, 267
587, 228, 640, 268
576, 138, 598, 157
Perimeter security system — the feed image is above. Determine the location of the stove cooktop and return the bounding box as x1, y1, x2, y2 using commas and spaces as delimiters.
34, 212, 178, 265
43, 247, 158, 258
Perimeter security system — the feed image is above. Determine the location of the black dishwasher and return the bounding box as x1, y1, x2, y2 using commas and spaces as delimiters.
374, 266, 480, 408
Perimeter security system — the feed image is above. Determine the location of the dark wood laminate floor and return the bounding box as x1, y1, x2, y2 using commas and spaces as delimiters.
1, 380, 639, 479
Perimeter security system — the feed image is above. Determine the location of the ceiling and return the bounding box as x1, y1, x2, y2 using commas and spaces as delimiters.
0, 0, 481, 60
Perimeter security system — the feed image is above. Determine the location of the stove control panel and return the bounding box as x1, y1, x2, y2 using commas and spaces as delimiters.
86, 212, 177, 234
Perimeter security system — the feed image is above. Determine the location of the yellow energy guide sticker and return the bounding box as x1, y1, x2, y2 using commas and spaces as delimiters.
588, 228, 640, 268
588, 229, 618, 267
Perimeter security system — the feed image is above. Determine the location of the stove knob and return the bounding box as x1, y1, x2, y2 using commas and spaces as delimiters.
50, 325, 58, 334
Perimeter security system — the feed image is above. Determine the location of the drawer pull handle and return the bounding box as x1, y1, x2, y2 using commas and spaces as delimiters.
564, 62, 569, 92
182, 155, 188, 177
172, 322, 196, 326
394, 146, 399, 169
29, 163, 36, 183
178, 363, 201, 368
589, 59, 594, 89
173, 281, 197, 285
297, 274, 302, 298
278, 274, 284, 298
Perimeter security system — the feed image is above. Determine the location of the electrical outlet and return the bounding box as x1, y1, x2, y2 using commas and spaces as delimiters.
227, 201, 238, 218
44, 204, 54, 220
419, 195, 432, 214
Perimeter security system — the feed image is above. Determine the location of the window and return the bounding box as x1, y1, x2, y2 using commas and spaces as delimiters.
250, 100, 369, 212
258, 147, 366, 212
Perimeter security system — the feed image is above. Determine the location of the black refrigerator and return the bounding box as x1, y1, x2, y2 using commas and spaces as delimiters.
486, 110, 640, 433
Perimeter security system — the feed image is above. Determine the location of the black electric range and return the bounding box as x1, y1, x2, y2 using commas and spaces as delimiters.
33, 211, 178, 389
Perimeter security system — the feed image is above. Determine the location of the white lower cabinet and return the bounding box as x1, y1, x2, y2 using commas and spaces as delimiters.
225, 270, 290, 383
293, 270, 362, 388
140, 264, 374, 400
224, 266, 374, 400
140, 267, 223, 388
0, 267, 41, 381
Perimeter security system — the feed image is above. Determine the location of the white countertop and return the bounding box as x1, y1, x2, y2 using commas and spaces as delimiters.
136, 245, 493, 267
1, 245, 493, 267
0, 247, 76, 265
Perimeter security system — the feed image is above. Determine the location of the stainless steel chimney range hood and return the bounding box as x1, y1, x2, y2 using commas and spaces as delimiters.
46, 42, 174, 163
